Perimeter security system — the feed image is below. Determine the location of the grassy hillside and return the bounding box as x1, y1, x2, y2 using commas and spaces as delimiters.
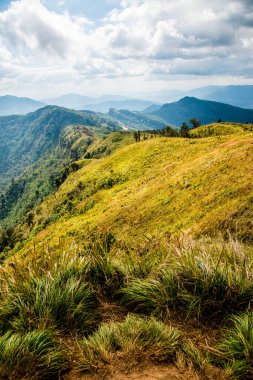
1, 123, 253, 378
9, 122, 251, 258
0, 106, 124, 227
0, 106, 121, 189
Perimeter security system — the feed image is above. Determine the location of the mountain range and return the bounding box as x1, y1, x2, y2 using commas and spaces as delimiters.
151, 96, 253, 126
149, 85, 253, 108
2, 85, 253, 117
0, 95, 45, 116
45, 94, 154, 113
1, 93, 253, 379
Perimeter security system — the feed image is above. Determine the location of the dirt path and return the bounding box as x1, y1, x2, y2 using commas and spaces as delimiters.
65, 364, 227, 380
221, 137, 253, 147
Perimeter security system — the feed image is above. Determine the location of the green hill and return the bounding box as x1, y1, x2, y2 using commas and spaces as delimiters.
13, 122, 253, 256
152, 97, 253, 126
0, 106, 123, 230
1, 122, 253, 379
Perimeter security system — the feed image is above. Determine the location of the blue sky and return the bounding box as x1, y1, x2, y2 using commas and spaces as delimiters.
42, 0, 119, 20
0, 0, 253, 99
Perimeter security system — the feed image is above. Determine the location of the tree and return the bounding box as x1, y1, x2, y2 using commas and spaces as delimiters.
133, 130, 141, 142
189, 118, 201, 129
180, 122, 190, 138
164, 125, 179, 137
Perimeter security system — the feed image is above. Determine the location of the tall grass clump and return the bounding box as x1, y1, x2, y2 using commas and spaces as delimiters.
118, 237, 253, 321
77, 314, 202, 373
217, 313, 253, 379
0, 268, 98, 334
118, 271, 179, 317
175, 240, 253, 320
82, 230, 127, 296
0, 329, 66, 379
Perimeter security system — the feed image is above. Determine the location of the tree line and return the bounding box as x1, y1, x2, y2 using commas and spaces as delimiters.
133, 118, 201, 141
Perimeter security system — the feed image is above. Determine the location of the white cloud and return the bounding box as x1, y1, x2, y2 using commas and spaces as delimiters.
0, 0, 252, 97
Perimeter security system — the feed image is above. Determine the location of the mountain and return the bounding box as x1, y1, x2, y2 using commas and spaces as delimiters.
1, 122, 253, 378
45, 93, 95, 109
142, 104, 162, 113
8, 121, 252, 252
0, 95, 45, 116
0, 105, 120, 181
146, 85, 253, 109
83, 99, 154, 113
205, 85, 253, 109
0, 106, 121, 225
47, 93, 154, 112
152, 97, 253, 126
108, 108, 167, 130
145, 86, 222, 104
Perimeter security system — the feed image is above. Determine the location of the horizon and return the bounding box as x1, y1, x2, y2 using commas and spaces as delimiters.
0, 0, 253, 99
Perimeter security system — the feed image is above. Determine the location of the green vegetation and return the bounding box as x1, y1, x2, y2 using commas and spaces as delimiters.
0, 329, 66, 379
1, 120, 253, 378
78, 314, 198, 371
14, 121, 253, 257
0, 232, 252, 378
152, 96, 253, 126
109, 107, 167, 130
218, 314, 253, 379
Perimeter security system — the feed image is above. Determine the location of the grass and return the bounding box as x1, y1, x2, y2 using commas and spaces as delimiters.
119, 237, 253, 321
13, 122, 253, 258
1, 124, 253, 377
77, 314, 203, 373
0, 266, 99, 334
0, 233, 251, 377
217, 313, 253, 379
0, 329, 66, 379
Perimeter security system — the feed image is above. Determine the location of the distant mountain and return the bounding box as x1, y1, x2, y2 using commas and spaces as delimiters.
147, 85, 253, 109
108, 108, 167, 130
0, 95, 45, 116
0, 105, 121, 187
205, 85, 253, 109
84, 99, 154, 113
152, 97, 253, 127
146, 87, 222, 104
46, 93, 154, 113
45, 94, 96, 109
143, 104, 162, 113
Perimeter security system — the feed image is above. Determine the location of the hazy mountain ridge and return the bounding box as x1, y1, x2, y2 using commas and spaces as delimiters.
108, 108, 167, 130
46, 93, 154, 112
152, 96, 253, 126
0, 95, 45, 116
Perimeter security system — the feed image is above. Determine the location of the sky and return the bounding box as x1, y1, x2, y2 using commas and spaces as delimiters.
0, 0, 253, 99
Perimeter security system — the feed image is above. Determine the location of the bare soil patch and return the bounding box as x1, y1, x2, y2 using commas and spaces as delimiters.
221, 137, 253, 147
